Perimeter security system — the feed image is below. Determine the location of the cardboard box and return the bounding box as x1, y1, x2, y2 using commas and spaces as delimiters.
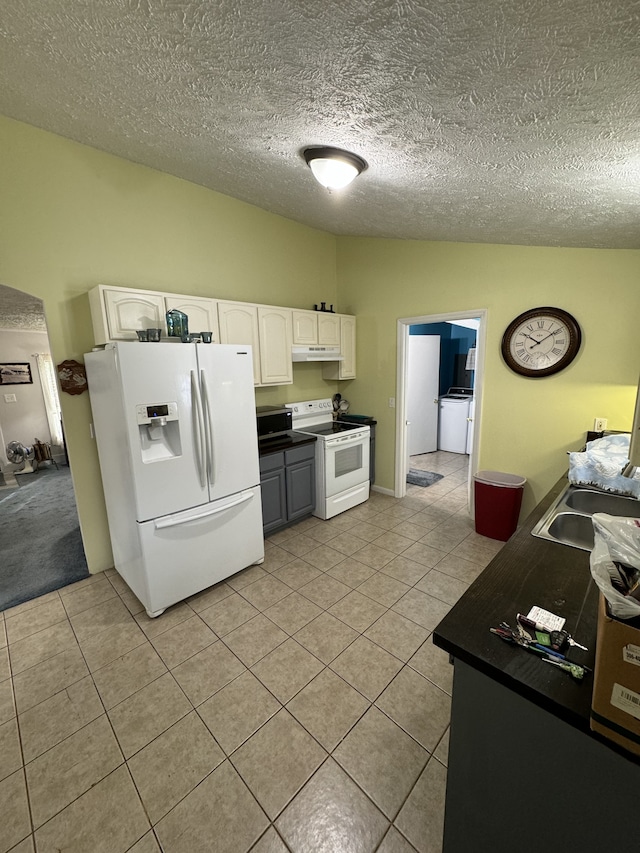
591, 593, 640, 756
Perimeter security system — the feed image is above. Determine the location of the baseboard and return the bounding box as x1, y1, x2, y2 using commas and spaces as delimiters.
371, 485, 394, 497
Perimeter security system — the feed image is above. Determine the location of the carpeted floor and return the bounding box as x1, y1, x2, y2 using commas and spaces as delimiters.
406, 469, 444, 487
0, 465, 89, 611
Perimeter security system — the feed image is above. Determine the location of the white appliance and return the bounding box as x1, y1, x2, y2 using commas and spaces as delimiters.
291, 346, 343, 362
286, 399, 370, 519
438, 387, 473, 454
85, 342, 264, 617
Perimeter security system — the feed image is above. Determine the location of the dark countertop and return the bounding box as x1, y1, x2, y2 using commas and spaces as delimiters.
433, 475, 600, 732
258, 431, 317, 456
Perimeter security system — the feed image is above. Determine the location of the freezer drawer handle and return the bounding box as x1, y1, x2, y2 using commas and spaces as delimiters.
154, 490, 254, 529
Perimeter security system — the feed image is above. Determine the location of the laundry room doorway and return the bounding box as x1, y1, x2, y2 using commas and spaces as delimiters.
395, 309, 487, 506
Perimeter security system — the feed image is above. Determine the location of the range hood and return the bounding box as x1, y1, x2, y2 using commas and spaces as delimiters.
291, 346, 343, 362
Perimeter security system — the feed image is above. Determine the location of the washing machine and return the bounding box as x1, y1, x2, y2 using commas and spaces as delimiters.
438, 387, 473, 453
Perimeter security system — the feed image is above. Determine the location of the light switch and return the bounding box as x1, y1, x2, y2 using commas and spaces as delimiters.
3, 393, 17, 403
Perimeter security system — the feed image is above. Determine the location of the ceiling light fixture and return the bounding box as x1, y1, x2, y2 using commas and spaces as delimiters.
302, 146, 367, 190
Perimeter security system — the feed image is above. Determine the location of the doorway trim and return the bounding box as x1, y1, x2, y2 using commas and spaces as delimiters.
394, 308, 488, 500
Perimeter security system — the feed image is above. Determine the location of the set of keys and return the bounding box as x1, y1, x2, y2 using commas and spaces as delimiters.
516, 613, 588, 652
490, 618, 590, 680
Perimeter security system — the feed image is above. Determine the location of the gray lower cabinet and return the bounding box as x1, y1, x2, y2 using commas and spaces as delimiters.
259, 443, 316, 535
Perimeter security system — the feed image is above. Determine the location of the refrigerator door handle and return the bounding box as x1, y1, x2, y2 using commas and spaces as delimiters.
190, 370, 206, 488
154, 490, 254, 529
200, 369, 215, 486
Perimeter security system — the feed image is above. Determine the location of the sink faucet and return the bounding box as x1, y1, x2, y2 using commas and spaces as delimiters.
622, 376, 640, 478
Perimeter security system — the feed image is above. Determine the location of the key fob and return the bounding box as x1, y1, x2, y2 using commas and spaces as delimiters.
550, 630, 568, 651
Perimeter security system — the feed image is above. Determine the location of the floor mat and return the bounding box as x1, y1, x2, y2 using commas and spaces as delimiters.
0, 466, 89, 611
406, 469, 444, 487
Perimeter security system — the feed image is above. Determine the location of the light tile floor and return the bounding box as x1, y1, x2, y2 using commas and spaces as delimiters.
0, 451, 503, 853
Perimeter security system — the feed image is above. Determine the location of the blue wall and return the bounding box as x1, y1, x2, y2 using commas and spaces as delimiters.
409, 322, 477, 395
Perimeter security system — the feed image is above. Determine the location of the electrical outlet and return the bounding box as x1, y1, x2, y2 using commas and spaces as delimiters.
3, 393, 17, 403
594, 417, 607, 432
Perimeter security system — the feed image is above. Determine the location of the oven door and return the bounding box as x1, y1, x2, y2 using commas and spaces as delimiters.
324, 430, 370, 497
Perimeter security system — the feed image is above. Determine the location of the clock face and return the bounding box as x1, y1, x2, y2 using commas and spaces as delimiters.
501, 308, 581, 377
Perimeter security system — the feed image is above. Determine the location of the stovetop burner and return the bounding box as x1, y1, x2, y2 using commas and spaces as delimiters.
294, 421, 364, 437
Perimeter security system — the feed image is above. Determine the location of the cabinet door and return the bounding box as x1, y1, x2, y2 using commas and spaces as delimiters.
260, 468, 287, 534
322, 315, 357, 380
258, 306, 293, 386
339, 315, 356, 379
103, 290, 165, 341
165, 296, 219, 342
217, 302, 261, 384
292, 310, 318, 345
317, 313, 340, 346
285, 458, 315, 522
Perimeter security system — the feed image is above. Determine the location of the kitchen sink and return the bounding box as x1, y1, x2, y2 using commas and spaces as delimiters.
564, 488, 640, 517
532, 484, 640, 551
546, 512, 596, 551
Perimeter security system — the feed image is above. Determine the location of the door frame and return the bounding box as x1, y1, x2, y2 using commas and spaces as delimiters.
394, 308, 488, 503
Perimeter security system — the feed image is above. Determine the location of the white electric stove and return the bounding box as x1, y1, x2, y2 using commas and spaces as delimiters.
285, 399, 370, 519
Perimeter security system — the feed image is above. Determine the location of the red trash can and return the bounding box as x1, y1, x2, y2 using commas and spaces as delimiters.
474, 470, 526, 541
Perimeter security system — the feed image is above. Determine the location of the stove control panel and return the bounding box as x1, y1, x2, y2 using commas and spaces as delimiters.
286, 399, 333, 417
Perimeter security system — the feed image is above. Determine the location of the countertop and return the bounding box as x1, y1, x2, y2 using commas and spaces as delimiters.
433, 475, 599, 732
258, 431, 317, 456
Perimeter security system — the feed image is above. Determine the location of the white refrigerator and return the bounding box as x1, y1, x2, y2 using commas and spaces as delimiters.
85, 341, 264, 617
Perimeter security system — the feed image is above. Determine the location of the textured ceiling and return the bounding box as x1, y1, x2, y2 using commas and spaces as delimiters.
1, 1, 639, 248
0, 286, 46, 332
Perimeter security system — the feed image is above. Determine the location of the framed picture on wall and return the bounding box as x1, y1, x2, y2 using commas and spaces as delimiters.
0, 363, 33, 385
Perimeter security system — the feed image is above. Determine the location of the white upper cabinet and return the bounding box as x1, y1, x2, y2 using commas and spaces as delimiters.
165, 296, 219, 342
218, 302, 293, 386
292, 310, 317, 345
90, 285, 219, 345
339, 315, 357, 378
322, 315, 356, 380
317, 313, 340, 346
258, 306, 293, 385
292, 310, 340, 346
217, 301, 261, 384
89, 285, 353, 387
90, 287, 166, 343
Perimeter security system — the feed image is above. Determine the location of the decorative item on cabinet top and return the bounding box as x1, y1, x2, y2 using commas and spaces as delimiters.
166, 309, 189, 339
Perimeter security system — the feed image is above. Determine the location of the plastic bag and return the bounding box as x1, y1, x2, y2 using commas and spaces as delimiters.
590, 513, 640, 619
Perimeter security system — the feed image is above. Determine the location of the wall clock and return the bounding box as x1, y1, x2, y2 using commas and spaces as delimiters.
501, 307, 582, 377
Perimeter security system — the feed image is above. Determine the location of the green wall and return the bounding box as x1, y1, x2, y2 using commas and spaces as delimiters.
336, 238, 640, 517
0, 115, 339, 571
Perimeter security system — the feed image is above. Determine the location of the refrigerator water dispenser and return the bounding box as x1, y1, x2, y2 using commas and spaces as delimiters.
136, 402, 181, 462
